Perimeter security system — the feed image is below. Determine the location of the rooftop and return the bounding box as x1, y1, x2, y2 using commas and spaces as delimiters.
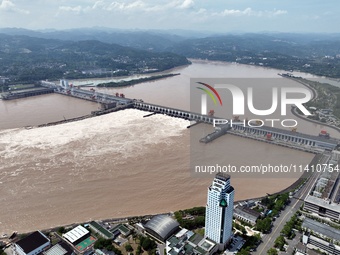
234, 206, 261, 220
62, 225, 89, 244
302, 218, 340, 241
188, 233, 203, 245
295, 243, 306, 253
215, 173, 230, 181
308, 235, 340, 252
197, 239, 215, 252
89, 221, 113, 239
305, 195, 340, 212
227, 235, 246, 253
175, 229, 188, 238
118, 224, 130, 235
43, 244, 67, 255
16, 231, 50, 254
144, 215, 179, 241
167, 230, 216, 255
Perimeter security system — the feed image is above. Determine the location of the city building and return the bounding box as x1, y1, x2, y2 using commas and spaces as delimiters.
43, 243, 74, 255
144, 215, 180, 242
166, 228, 218, 255
237, 200, 256, 208
89, 221, 113, 239
303, 153, 340, 222
234, 206, 261, 226
14, 231, 50, 255
94, 249, 107, 255
295, 242, 320, 255
224, 235, 246, 255
301, 218, 340, 255
205, 173, 235, 250
62, 225, 97, 253
62, 225, 90, 245
304, 195, 340, 221
116, 224, 131, 237
110, 224, 123, 239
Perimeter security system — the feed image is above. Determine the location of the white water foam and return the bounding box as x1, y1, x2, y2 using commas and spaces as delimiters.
0, 109, 189, 178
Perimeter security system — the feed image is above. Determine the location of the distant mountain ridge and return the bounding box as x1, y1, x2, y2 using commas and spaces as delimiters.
166, 33, 340, 77
0, 33, 190, 82
2, 28, 340, 79
0, 27, 188, 52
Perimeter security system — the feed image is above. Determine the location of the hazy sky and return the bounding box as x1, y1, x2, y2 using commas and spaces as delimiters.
0, 0, 338, 32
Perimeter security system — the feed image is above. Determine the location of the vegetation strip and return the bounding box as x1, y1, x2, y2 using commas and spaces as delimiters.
96, 73, 180, 87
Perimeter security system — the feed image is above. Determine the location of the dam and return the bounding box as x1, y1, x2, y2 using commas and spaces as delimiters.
1, 79, 338, 153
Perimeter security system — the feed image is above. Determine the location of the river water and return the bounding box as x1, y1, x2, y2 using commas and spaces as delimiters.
0, 60, 335, 235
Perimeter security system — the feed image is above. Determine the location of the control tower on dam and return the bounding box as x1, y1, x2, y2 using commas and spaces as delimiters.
42, 79, 133, 109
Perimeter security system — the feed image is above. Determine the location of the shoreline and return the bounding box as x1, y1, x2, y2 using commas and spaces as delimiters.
283, 76, 340, 134
291, 106, 340, 134
96, 73, 180, 88
56, 62, 192, 86
189, 58, 340, 81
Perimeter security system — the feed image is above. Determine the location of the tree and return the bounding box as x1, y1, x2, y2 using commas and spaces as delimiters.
281, 224, 292, 236
141, 238, 153, 251
274, 200, 284, 211
140, 236, 157, 251
274, 236, 286, 251
106, 245, 114, 251
267, 248, 278, 255
57, 227, 66, 234
236, 248, 250, 255
253, 233, 261, 243
94, 238, 121, 254
261, 197, 271, 206
147, 249, 157, 255
136, 245, 142, 255
270, 209, 279, 217
125, 244, 133, 252
280, 214, 299, 239
256, 218, 272, 233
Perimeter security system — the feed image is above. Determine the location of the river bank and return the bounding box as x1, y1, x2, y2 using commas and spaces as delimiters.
96, 73, 180, 88
284, 75, 340, 135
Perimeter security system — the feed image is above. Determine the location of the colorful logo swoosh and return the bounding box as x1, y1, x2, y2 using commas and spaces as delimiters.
196, 82, 223, 106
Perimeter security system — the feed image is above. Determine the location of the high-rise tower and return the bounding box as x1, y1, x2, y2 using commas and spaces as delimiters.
205, 173, 234, 249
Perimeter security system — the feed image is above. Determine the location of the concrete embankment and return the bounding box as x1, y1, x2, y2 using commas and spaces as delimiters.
1, 87, 54, 100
